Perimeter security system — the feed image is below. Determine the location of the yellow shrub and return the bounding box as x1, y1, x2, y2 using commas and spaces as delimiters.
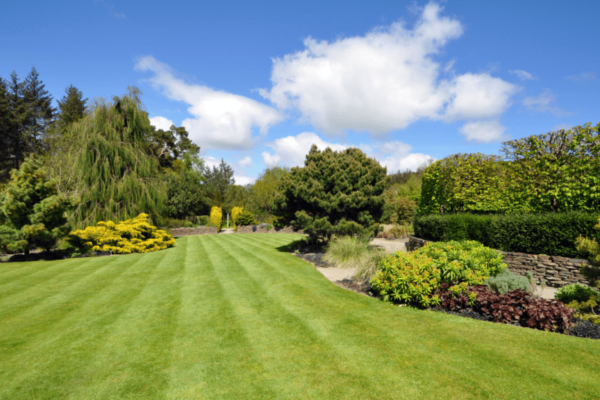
210, 206, 223, 232
231, 206, 243, 231
68, 213, 176, 254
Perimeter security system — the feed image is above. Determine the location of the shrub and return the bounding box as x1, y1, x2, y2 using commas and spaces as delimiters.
273, 145, 386, 243
555, 283, 599, 304
231, 206, 243, 231
438, 285, 574, 332
377, 223, 413, 239
198, 215, 210, 225
0, 157, 76, 254
68, 213, 176, 254
576, 215, 600, 282
370, 241, 507, 307
414, 212, 600, 258
235, 210, 256, 226
210, 206, 222, 232
485, 269, 530, 295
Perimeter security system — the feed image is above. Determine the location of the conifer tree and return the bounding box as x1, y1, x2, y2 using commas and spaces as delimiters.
56, 85, 87, 129
22, 67, 55, 154
0, 78, 14, 182
273, 145, 386, 242
69, 87, 166, 227
0, 157, 74, 254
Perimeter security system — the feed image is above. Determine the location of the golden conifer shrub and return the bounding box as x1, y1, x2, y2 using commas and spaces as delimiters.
210, 206, 223, 232
231, 206, 243, 231
68, 213, 176, 254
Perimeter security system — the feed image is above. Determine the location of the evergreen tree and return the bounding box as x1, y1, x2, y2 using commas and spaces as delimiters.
69, 87, 167, 227
6, 72, 28, 173
273, 145, 386, 243
166, 154, 207, 219
203, 159, 235, 207
0, 157, 74, 254
147, 125, 200, 171
56, 85, 87, 129
0, 78, 14, 182
22, 67, 55, 154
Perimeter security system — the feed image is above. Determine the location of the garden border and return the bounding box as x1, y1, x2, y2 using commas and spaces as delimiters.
408, 236, 589, 288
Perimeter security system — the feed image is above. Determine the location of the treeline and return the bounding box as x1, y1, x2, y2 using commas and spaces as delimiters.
0, 68, 289, 234
418, 124, 600, 214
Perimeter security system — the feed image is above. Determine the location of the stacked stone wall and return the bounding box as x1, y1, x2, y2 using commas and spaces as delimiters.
407, 236, 588, 288
170, 227, 218, 236
234, 225, 304, 234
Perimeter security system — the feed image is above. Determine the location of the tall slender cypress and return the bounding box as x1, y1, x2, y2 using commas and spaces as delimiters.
69, 88, 166, 227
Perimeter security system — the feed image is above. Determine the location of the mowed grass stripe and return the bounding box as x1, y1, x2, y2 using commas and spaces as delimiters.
222, 234, 427, 398
0, 256, 122, 307
204, 234, 376, 398
226, 234, 600, 398
0, 249, 172, 398
165, 234, 281, 399
0, 235, 599, 399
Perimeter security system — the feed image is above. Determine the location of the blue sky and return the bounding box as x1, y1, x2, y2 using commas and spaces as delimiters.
2, 0, 599, 185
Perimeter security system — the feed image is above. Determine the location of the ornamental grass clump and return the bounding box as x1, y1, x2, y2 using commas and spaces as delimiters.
370, 240, 506, 307
323, 236, 385, 282
68, 213, 176, 254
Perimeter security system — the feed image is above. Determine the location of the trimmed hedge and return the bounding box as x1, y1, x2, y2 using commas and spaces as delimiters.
414, 212, 600, 258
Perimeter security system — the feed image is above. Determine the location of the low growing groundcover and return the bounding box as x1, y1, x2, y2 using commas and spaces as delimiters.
0, 235, 599, 399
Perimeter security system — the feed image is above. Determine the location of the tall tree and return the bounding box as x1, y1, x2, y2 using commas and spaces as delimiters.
69, 87, 166, 227
202, 159, 235, 207
247, 166, 289, 218
147, 124, 200, 171
0, 78, 14, 182
273, 145, 386, 243
22, 67, 55, 155
56, 85, 87, 129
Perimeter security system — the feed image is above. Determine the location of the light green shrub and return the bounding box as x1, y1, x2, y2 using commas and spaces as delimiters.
370, 240, 507, 307
555, 283, 599, 304
323, 236, 385, 282
485, 269, 530, 294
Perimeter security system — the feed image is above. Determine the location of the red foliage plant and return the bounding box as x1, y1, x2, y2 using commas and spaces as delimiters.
437, 284, 574, 332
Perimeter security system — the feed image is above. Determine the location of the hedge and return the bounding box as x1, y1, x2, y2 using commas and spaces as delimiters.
414, 212, 600, 258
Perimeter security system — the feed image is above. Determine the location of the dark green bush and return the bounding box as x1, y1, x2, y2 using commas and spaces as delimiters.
414, 212, 599, 258
235, 210, 256, 226
198, 215, 210, 225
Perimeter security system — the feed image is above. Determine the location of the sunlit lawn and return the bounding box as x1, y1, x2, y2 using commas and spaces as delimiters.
1, 234, 599, 399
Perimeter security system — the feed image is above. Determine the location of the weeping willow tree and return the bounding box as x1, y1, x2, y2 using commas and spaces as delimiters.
69, 87, 166, 227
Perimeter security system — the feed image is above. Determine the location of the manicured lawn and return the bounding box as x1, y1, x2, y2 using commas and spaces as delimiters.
1, 234, 599, 399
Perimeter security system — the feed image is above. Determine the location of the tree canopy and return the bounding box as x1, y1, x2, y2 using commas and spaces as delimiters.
68, 88, 166, 227
273, 145, 386, 242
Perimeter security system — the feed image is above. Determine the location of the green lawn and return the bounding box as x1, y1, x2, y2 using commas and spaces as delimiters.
1, 234, 599, 399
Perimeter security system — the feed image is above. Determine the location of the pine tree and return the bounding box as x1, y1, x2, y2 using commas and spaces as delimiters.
69, 87, 167, 227
0, 78, 14, 182
202, 159, 235, 207
22, 67, 55, 155
56, 85, 87, 129
0, 157, 74, 254
273, 145, 386, 242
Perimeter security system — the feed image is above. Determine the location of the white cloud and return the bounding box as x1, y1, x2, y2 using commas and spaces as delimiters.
523, 89, 571, 117
509, 69, 536, 81
566, 71, 596, 82
203, 156, 221, 170
459, 120, 507, 143
444, 73, 518, 121
149, 116, 174, 131
135, 56, 283, 150
260, 2, 517, 138
262, 132, 432, 172
238, 156, 252, 168
262, 132, 347, 167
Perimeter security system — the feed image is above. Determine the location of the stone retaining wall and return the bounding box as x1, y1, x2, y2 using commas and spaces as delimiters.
171, 227, 218, 236
408, 236, 588, 288
235, 225, 304, 234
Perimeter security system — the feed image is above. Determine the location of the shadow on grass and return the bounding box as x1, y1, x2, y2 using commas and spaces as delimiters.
275, 237, 310, 253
